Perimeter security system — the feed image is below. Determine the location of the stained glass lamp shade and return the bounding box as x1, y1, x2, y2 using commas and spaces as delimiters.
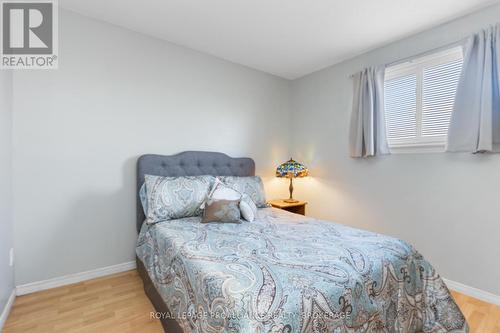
276, 158, 309, 203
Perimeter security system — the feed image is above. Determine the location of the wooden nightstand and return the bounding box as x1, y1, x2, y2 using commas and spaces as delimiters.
268, 199, 307, 216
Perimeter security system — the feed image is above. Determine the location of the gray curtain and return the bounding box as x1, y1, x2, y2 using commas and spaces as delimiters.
349, 66, 389, 157
447, 24, 500, 153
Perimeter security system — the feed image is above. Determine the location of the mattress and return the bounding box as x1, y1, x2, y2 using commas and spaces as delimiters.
136, 207, 468, 333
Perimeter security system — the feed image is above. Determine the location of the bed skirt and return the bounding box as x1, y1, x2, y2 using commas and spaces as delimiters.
136, 256, 183, 333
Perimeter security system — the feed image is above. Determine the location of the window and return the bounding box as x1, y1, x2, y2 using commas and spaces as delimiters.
384, 46, 463, 153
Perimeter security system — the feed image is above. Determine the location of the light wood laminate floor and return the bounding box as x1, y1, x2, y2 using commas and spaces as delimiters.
4, 270, 500, 332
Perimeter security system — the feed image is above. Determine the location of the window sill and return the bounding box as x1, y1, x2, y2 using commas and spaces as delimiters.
389, 143, 446, 154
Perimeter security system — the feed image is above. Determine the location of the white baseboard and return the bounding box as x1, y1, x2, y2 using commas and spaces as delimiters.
444, 278, 500, 306
0, 289, 16, 331
11, 260, 500, 308
16, 261, 136, 296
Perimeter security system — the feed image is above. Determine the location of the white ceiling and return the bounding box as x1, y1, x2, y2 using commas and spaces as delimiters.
60, 0, 499, 79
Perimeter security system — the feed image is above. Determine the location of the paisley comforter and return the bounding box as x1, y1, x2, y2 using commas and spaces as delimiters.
136, 208, 468, 333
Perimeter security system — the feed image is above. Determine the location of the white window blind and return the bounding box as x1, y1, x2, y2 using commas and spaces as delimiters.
385, 74, 417, 140
384, 46, 463, 152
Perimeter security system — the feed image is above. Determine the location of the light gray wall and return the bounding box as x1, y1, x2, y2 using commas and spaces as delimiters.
0, 71, 13, 311
12, 10, 290, 285
290, 3, 500, 295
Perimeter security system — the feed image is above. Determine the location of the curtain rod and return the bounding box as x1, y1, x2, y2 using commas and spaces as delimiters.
349, 37, 468, 78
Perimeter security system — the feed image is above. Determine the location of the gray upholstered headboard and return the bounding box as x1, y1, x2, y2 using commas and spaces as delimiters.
136, 151, 255, 232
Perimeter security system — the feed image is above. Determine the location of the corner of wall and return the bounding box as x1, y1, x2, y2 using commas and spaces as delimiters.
0, 69, 15, 329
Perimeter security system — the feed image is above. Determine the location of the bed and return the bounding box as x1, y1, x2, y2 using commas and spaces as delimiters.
135, 151, 468, 333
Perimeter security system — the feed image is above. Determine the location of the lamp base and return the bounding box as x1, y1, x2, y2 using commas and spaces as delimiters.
285, 178, 299, 203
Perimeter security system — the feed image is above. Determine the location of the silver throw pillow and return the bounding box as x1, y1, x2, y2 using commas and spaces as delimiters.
202, 199, 241, 223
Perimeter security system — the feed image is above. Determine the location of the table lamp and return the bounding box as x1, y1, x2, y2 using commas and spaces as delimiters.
276, 158, 309, 203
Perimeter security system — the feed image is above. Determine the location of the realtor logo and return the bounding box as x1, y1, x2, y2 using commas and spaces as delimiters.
1, 0, 58, 69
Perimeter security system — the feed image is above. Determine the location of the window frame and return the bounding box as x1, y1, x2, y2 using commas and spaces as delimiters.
384, 46, 463, 154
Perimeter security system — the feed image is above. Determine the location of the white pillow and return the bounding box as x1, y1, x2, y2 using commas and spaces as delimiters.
201, 179, 241, 209
210, 180, 242, 201
239, 194, 257, 222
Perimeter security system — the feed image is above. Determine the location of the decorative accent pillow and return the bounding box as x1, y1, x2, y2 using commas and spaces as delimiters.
239, 194, 258, 222
144, 175, 215, 224
202, 199, 241, 223
219, 176, 267, 208
207, 179, 242, 202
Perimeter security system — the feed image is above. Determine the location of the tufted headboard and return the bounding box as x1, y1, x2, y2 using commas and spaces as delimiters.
136, 151, 255, 232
